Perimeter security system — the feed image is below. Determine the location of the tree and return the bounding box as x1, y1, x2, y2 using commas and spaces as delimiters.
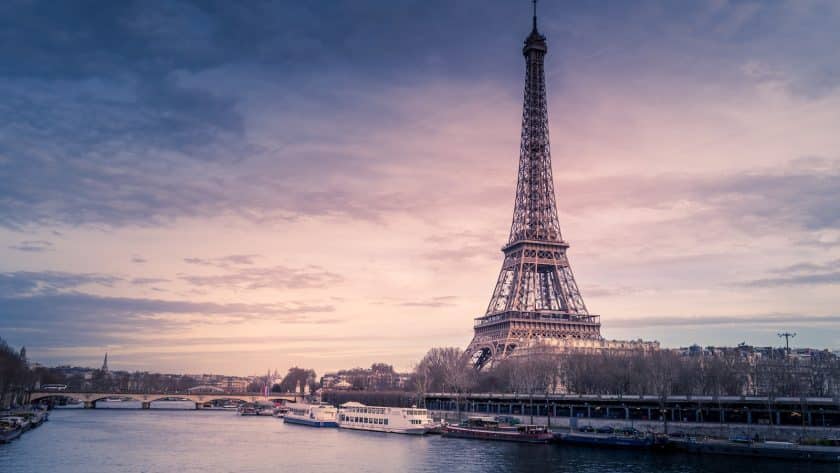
0, 338, 31, 408
501, 349, 560, 423
278, 367, 317, 393
415, 347, 475, 419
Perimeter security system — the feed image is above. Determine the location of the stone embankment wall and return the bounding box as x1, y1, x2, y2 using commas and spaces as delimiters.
431, 411, 840, 442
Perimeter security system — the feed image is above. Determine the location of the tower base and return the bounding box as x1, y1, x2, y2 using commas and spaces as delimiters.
467, 332, 659, 369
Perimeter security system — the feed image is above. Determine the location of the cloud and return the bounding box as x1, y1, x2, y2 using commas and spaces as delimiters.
0, 270, 121, 297
583, 285, 647, 298
130, 277, 169, 286
8, 240, 53, 252
0, 268, 337, 349
183, 254, 259, 268
180, 264, 343, 290
399, 296, 458, 308
421, 230, 502, 264
769, 258, 840, 275
740, 272, 840, 287
736, 258, 840, 288
0, 291, 335, 349
609, 313, 840, 329
555, 158, 840, 234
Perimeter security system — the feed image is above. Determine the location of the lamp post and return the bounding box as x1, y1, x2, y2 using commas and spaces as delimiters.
661, 408, 668, 435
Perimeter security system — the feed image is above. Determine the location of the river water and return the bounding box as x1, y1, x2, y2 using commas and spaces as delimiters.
2, 406, 837, 473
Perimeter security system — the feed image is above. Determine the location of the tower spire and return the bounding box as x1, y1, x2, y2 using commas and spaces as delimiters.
532, 0, 538, 31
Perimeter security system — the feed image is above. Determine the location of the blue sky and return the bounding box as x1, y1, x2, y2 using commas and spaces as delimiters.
1, 0, 839, 375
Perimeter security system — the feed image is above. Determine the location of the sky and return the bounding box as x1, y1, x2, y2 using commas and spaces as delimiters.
1, 0, 839, 376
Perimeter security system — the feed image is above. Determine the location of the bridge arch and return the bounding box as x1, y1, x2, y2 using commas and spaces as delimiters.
30, 392, 85, 403
89, 396, 144, 404
202, 397, 251, 404
145, 396, 197, 404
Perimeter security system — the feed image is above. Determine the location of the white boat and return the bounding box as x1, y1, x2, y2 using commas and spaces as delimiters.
338, 402, 436, 435
283, 403, 338, 428
0, 419, 23, 443
0, 416, 30, 432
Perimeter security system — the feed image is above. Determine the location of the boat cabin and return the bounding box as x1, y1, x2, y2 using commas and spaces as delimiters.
463, 417, 500, 428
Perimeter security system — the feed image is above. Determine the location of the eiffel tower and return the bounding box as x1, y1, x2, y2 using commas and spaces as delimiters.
467, 3, 602, 369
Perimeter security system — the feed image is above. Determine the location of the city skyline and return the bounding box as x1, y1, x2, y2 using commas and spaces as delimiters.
2, 0, 840, 376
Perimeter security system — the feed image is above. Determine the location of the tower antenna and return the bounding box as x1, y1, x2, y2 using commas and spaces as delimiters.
778, 332, 796, 354
532, 0, 538, 30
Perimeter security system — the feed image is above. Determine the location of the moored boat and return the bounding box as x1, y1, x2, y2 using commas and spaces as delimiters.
237, 401, 275, 416
237, 403, 261, 416
338, 402, 437, 435
0, 419, 23, 444
554, 430, 661, 449
442, 417, 553, 444
668, 437, 840, 463
284, 403, 338, 428
1, 416, 30, 432
16, 409, 49, 428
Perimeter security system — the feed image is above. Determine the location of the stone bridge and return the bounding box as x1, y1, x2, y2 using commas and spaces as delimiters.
28, 391, 302, 409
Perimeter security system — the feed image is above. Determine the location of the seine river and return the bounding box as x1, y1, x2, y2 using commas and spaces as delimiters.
1, 405, 837, 473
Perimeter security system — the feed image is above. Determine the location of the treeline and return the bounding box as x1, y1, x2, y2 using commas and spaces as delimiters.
409, 347, 840, 398
328, 363, 404, 391
1, 338, 33, 408
32, 366, 217, 393
266, 367, 318, 393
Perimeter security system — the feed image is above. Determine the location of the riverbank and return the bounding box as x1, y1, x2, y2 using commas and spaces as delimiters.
432, 410, 840, 443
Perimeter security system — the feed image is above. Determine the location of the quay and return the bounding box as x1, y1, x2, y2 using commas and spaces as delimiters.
424, 392, 840, 431
668, 437, 840, 462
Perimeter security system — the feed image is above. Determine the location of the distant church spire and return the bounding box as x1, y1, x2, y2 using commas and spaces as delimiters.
102, 352, 109, 372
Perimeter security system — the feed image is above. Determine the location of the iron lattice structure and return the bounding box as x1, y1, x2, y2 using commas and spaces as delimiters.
467, 11, 602, 369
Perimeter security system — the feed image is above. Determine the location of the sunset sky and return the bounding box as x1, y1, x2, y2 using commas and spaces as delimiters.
1, 0, 839, 376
